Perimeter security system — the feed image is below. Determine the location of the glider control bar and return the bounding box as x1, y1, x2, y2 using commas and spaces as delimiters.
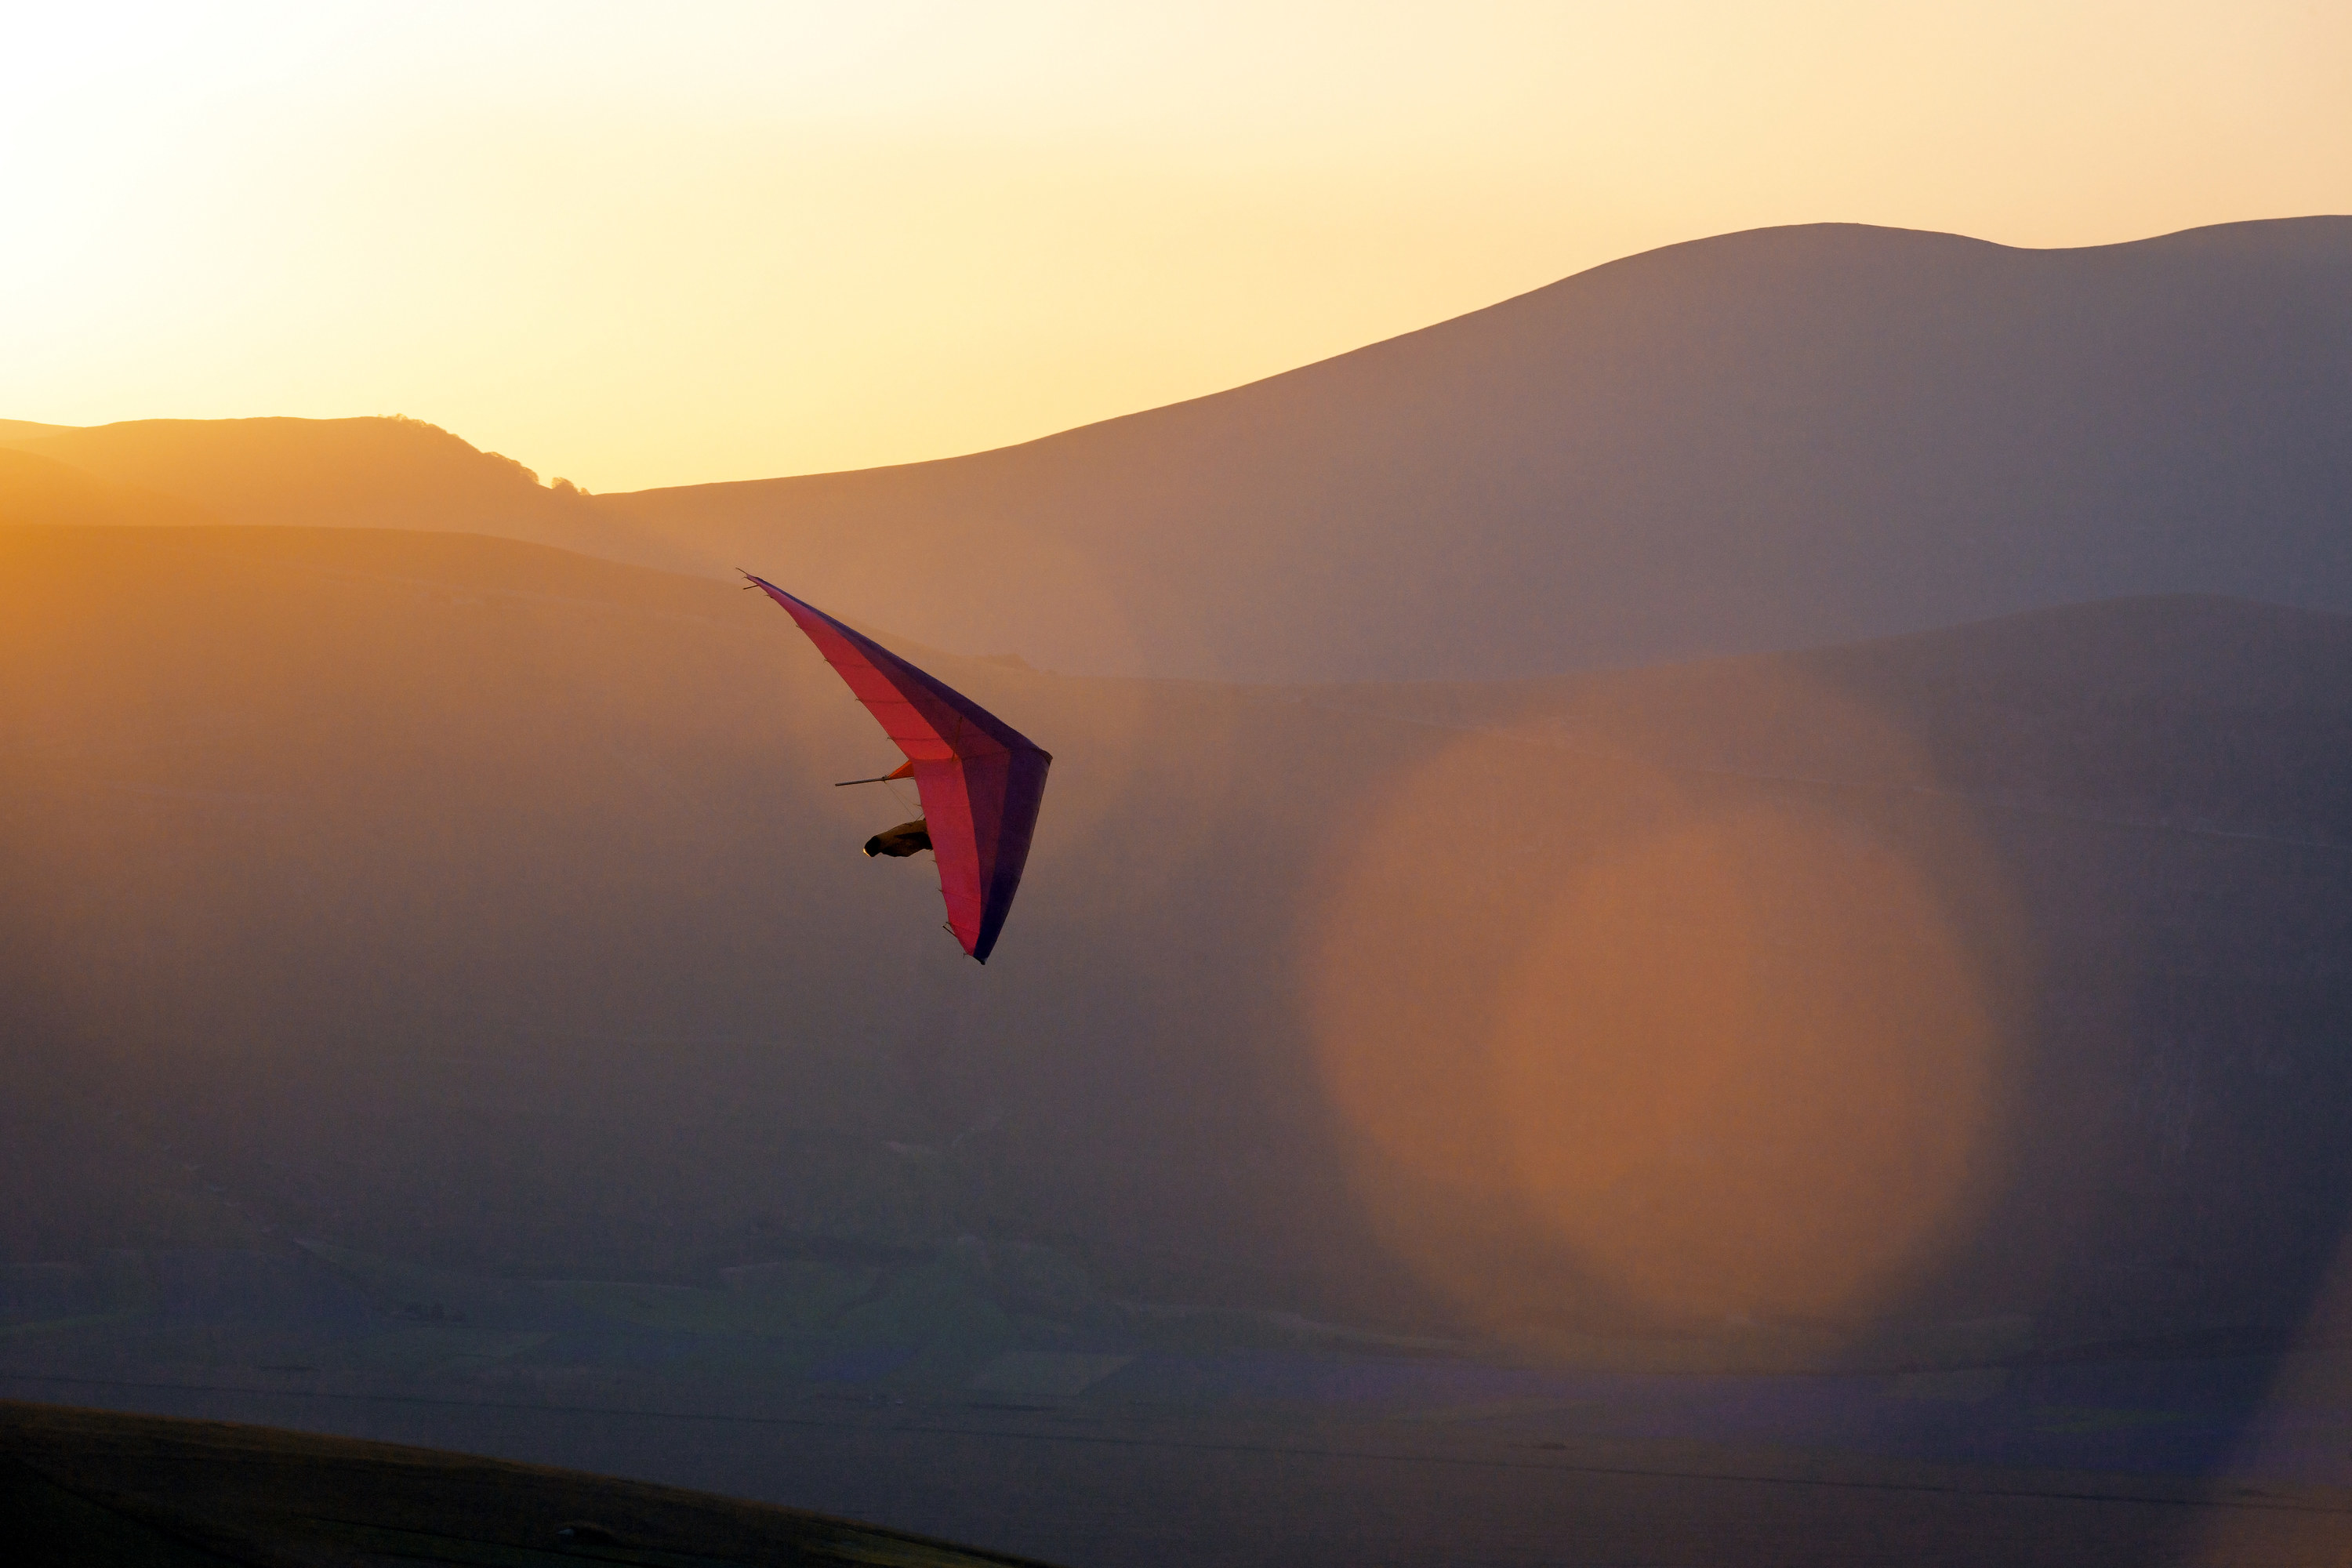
835, 758, 918, 787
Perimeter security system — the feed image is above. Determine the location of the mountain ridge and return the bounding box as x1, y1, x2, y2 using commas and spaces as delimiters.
615, 214, 2352, 492
9, 216, 2350, 683
585, 215, 2352, 680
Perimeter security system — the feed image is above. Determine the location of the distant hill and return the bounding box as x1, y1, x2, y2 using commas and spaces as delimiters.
0, 416, 697, 572
584, 216, 2352, 681
0, 416, 544, 524
0, 419, 76, 443
14, 219, 2346, 684
9, 522, 2352, 1359
1320, 593, 2352, 842
0, 447, 220, 528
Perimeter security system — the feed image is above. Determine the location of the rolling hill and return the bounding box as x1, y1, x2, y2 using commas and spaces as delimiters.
9, 520, 2352, 1363
0, 448, 220, 529
595, 215, 2352, 679
0, 417, 691, 572
11, 216, 2347, 682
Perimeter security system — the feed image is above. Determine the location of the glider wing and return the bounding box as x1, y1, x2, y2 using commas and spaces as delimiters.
746, 575, 1051, 964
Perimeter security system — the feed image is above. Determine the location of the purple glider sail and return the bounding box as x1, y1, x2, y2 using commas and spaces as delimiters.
746, 575, 1051, 964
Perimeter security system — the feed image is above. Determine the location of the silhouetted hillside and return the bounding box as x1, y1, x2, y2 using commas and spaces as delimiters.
9, 523, 2352, 1363
0, 416, 688, 570
14, 220, 2346, 684
588, 216, 2352, 680
0, 1401, 1051, 1566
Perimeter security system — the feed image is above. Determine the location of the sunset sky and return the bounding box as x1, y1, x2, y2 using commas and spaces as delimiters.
8, 1, 2348, 493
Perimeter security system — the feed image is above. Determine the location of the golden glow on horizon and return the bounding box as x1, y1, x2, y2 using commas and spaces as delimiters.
5, 1, 2347, 493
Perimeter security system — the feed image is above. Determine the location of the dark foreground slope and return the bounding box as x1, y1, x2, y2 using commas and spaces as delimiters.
24, 1396, 2352, 1568
1, 1400, 1049, 1566
10, 524, 2352, 1371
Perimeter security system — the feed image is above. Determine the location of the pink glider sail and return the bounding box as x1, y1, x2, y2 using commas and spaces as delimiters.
746, 575, 1051, 964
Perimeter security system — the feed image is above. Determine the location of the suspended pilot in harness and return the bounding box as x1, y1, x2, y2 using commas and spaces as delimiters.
835, 760, 933, 857
863, 820, 932, 858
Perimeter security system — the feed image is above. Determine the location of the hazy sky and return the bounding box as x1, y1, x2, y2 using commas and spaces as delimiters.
7, 2, 2347, 492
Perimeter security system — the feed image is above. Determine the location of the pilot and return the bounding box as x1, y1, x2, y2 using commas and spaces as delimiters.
863, 818, 931, 858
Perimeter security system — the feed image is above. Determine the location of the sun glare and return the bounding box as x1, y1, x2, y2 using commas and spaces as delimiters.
5, 2, 2346, 491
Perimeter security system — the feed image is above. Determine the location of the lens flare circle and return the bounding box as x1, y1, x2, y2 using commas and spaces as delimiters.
1307, 688, 2016, 1345
1492, 803, 1997, 1322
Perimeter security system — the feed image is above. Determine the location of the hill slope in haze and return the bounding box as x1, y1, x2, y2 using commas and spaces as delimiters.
590, 216, 2352, 681
0, 416, 690, 571
9, 522, 2352, 1363
0, 448, 221, 528
14, 217, 2347, 684
0, 419, 74, 443
1322, 593, 2352, 841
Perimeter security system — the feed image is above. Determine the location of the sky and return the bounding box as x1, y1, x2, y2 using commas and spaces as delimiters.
5, 2, 2347, 494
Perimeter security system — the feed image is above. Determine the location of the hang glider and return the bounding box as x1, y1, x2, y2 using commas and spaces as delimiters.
744, 575, 1051, 964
